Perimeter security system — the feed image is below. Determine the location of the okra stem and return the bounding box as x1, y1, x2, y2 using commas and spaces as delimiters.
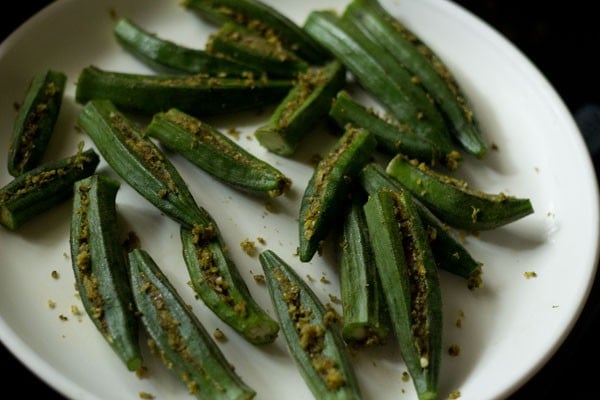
70, 174, 142, 372
128, 248, 257, 400
259, 249, 363, 400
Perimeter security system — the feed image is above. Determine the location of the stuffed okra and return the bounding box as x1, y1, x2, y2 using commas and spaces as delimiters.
7, 69, 67, 176
146, 108, 291, 197
70, 174, 142, 372
259, 249, 363, 400
0, 146, 99, 230
128, 248, 257, 400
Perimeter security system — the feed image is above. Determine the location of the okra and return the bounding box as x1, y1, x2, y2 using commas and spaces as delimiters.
259, 249, 363, 400
70, 174, 142, 372
298, 126, 377, 262
255, 60, 346, 156
386, 155, 534, 231
358, 162, 483, 287
77, 99, 213, 229
303, 10, 461, 170
206, 22, 309, 79
113, 17, 259, 76
0, 146, 99, 231
75, 65, 293, 117
146, 108, 291, 197
128, 248, 256, 400
329, 90, 439, 164
363, 189, 442, 400
338, 196, 389, 345
7, 69, 67, 176
343, 0, 487, 158
182, 0, 330, 64
180, 226, 280, 345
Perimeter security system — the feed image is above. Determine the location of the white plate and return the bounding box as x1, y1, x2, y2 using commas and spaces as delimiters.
1, 0, 598, 399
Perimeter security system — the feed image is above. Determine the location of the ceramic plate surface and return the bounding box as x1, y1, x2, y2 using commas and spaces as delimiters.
1, 0, 598, 399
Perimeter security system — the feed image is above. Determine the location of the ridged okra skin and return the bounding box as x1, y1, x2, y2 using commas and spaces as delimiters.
298, 126, 377, 262
259, 249, 363, 400
75, 65, 293, 118
0, 147, 100, 231
206, 22, 309, 79
303, 10, 461, 170
128, 248, 257, 400
338, 196, 389, 345
343, 0, 487, 158
113, 17, 259, 76
145, 108, 291, 198
363, 189, 442, 400
180, 226, 280, 345
70, 174, 142, 372
329, 90, 440, 164
386, 155, 534, 231
255, 60, 347, 156
358, 162, 483, 287
8, 69, 67, 176
182, 0, 331, 64
77, 99, 214, 229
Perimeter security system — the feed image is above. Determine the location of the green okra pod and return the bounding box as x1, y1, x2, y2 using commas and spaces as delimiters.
7, 69, 67, 176
70, 174, 142, 372
358, 162, 483, 287
303, 10, 461, 170
182, 0, 330, 64
363, 188, 442, 400
206, 22, 309, 79
113, 17, 260, 76
75, 65, 293, 118
128, 248, 257, 400
329, 90, 440, 164
386, 155, 535, 231
343, 0, 487, 158
146, 108, 291, 197
0, 146, 100, 231
255, 60, 346, 156
77, 99, 213, 229
180, 226, 280, 345
259, 249, 363, 400
298, 126, 377, 262
338, 196, 389, 345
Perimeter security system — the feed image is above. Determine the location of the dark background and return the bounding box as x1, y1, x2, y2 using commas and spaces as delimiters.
1, 0, 599, 398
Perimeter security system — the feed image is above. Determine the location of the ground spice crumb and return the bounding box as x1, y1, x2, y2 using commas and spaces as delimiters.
265, 201, 275, 212
401, 371, 410, 382
51, 270, 60, 279
59, 314, 68, 321
139, 392, 155, 399
135, 366, 148, 379
63, 252, 69, 259
455, 318, 462, 328
448, 390, 461, 399
48, 300, 56, 309
253, 274, 266, 284
240, 239, 257, 256
71, 305, 82, 316
524, 271, 537, 279
448, 344, 461, 357
256, 236, 266, 245
227, 127, 240, 140
306, 274, 315, 282
213, 328, 227, 341
320, 275, 330, 284
328, 294, 341, 304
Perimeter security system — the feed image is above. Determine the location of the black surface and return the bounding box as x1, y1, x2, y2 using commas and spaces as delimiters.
1, 1, 599, 399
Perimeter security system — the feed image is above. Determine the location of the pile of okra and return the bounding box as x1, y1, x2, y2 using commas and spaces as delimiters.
0, 0, 535, 399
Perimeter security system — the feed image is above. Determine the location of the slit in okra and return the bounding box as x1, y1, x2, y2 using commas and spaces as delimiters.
363, 188, 442, 400
358, 162, 483, 288
0, 144, 100, 231
298, 126, 377, 262
113, 17, 260, 77
8, 69, 67, 176
259, 249, 363, 400
386, 154, 534, 231
145, 108, 292, 198
180, 226, 280, 345
70, 174, 142, 372
255, 60, 347, 157
128, 248, 257, 400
